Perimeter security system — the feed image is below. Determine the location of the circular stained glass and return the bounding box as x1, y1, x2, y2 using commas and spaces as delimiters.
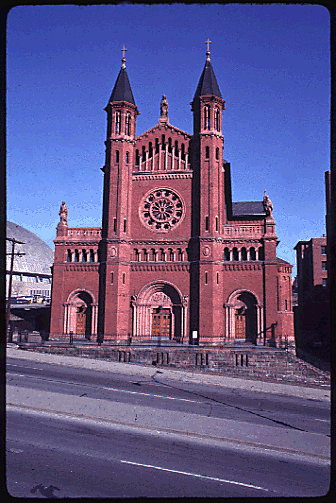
139, 188, 185, 232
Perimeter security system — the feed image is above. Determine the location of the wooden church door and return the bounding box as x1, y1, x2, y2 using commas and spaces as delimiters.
152, 308, 171, 338
76, 309, 86, 335
235, 312, 246, 339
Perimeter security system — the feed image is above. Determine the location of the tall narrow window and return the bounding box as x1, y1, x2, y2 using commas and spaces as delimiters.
122, 273, 126, 284
215, 216, 219, 232
216, 272, 219, 284
161, 134, 166, 150
113, 218, 117, 233
82, 250, 87, 262
123, 219, 127, 233
67, 250, 72, 262
204, 105, 210, 129
205, 272, 208, 284
111, 272, 114, 284
233, 247, 238, 261
241, 247, 247, 261
205, 146, 210, 159
181, 143, 185, 160
125, 112, 131, 135
285, 299, 288, 311
175, 140, 179, 157
168, 137, 172, 153
205, 216, 209, 231
90, 250, 95, 262
115, 150, 119, 163
126, 151, 129, 164
214, 107, 220, 131
135, 149, 139, 165
115, 111, 121, 134
250, 247, 256, 261
148, 142, 153, 158
258, 246, 264, 260
155, 138, 159, 154
74, 250, 79, 262
216, 147, 219, 160
142, 146, 146, 161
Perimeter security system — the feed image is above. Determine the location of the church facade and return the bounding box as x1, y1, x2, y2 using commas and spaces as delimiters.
50, 46, 294, 346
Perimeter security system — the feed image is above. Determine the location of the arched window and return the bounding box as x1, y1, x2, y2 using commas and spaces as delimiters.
168, 137, 172, 153
74, 249, 79, 262
241, 247, 247, 261
258, 246, 265, 260
178, 248, 183, 261
67, 250, 72, 262
205, 146, 210, 159
250, 247, 256, 261
135, 149, 139, 165
142, 146, 146, 162
160, 249, 165, 261
181, 143, 185, 160
115, 111, 121, 134
216, 147, 219, 160
125, 112, 131, 135
151, 248, 156, 261
224, 248, 230, 261
89, 250, 95, 262
214, 107, 220, 131
155, 138, 159, 154
143, 249, 148, 262
82, 250, 87, 262
232, 247, 239, 261
161, 134, 166, 150
148, 142, 153, 158
204, 105, 210, 129
134, 249, 140, 261
175, 140, 179, 157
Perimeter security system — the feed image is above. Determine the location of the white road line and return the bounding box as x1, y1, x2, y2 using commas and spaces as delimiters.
119, 459, 269, 491
6, 372, 204, 404
314, 418, 329, 422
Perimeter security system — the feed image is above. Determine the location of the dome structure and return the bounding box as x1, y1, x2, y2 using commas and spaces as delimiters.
6, 222, 54, 300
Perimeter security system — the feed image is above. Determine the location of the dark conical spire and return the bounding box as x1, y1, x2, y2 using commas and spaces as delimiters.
108, 46, 136, 105
193, 39, 222, 100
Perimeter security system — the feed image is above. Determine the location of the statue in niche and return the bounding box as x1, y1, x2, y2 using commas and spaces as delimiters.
263, 190, 273, 218
160, 94, 168, 117
59, 201, 68, 225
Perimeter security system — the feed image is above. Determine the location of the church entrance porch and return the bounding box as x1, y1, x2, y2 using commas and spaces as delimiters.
63, 289, 98, 339
131, 281, 188, 343
225, 290, 264, 345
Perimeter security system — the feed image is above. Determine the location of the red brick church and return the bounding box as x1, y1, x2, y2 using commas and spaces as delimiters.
50, 44, 294, 346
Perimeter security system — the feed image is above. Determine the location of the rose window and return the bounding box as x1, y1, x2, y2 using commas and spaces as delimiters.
139, 188, 185, 232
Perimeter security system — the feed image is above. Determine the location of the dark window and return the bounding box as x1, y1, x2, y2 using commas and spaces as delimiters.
322, 278, 327, 287
205, 216, 209, 231
161, 134, 166, 150
250, 247, 256, 260
168, 137, 172, 153
111, 272, 114, 284
82, 250, 87, 262
90, 250, 95, 262
258, 247, 264, 260
148, 142, 153, 158
175, 140, 179, 156
285, 299, 288, 311
205, 146, 210, 159
126, 151, 129, 164
205, 272, 208, 284
214, 107, 220, 131
122, 273, 126, 284
216, 272, 219, 284
322, 261, 327, 271
181, 143, 185, 160
204, 106, 210, 129
233, 247, 239, 261
321, 246, 327, 255
125, 112, 131, 135
155, 138, 159, 154
215, 216, 219, 232
113, 218, 117, 232
241, 247, 247, 261
123, 219, 127, 233
74, 250, 79, 262
142, 145, 146, 161
67, 250, 72, 262
115, 150, 119, 163
135, 149, 139, 165
216, 147, 219, 160
224, 248, 230, 261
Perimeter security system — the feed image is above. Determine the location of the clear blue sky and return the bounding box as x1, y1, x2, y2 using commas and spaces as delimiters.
6, 4, 330, 274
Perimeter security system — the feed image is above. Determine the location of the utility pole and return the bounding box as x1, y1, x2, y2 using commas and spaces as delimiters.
6, 237, 25, 342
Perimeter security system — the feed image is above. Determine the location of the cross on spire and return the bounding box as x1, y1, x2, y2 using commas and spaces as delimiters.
121, 45, 127, 68
205, 38, 211, 60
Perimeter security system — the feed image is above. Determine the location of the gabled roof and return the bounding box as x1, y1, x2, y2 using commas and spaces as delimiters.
108, 67, 135, 105
232, 201, 266, 217
276, 257, 292, 266
136, 122, 191, 141
193, 59, 222, 100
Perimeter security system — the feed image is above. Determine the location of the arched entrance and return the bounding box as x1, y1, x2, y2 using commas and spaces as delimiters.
225, 290, 263, 344
131, 281, 188, 342
63, 290, 98, 338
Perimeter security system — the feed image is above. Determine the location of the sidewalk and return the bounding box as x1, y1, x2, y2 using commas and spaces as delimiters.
6, 345, 330, 402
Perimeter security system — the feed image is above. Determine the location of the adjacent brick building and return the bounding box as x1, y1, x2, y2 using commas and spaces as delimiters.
50, 46, 294, 346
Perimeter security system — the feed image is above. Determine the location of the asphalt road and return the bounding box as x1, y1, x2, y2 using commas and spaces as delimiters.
6, 356, 331, 498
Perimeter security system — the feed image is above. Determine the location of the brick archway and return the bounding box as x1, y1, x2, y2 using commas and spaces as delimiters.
131, 281, 188, 342
225, 289, 263, 344
63, 289, 98, 337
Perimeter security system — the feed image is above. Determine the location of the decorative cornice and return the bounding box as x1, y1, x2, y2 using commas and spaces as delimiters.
56, 241, 100, 247
222, 263, 262, 271
131, 263, 190, 272
130, 239, 189, 245
133, 172, 193, 180
65, 264, 99, 272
